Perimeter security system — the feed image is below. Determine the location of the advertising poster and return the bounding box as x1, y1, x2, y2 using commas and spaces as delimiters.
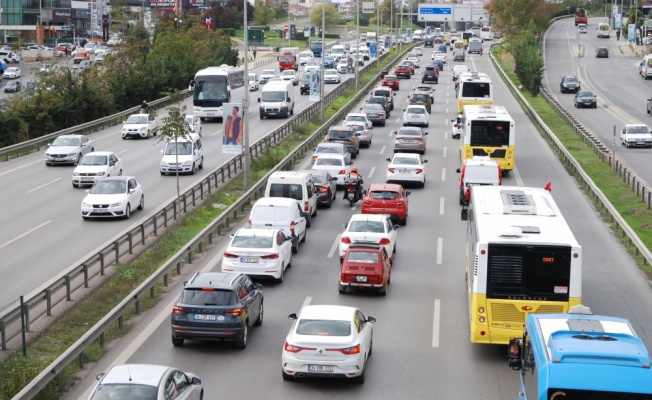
222, 103, 243, 154
370, 43, 378, 59
309, 70, 321, 102
628, 23, 636, 42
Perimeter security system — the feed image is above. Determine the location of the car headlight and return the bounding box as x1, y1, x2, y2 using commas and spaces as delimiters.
182, 160, 192, 166
110, 201, 124, 207
160, 161, 169, 167
282, 102, 287, 107
138, 127, 146, 131
72, 172, 80, 176
82, 202, 91, 207
97, 172, 105, 176
68, 152, 77, 157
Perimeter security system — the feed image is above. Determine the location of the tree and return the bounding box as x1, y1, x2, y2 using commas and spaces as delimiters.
485, 0, 558, 43
266, 0, 288, 19
254, 0, 276, 26
310, 4, 340, 27
513, 22, 545, 96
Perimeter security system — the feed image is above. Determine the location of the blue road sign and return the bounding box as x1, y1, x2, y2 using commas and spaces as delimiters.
426, 26, 431, 35
419, 7, 452, 15
370, 43, 378, 59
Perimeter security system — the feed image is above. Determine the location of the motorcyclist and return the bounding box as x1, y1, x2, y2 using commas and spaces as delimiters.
140, 100, 149, 114
343, 166, 364, 201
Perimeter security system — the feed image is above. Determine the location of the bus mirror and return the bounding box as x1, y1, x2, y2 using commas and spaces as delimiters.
456, 168, 461, 173
508, 338, 523, 370
461, 208, 468, 221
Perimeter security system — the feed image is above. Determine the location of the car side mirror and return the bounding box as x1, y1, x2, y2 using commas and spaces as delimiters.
423, 159, 428, 163
257, 98, 261, 103
286, 97, 291, 102
255, 283, 263, 290
288, 313, 298, 320
461, 208, 468, 221
191, 377, 202, 385
402, 108, 406, 112
424, 132, 429, 135
405, 191, 411, 196
342, 222, 348, 228
386, 158, 391, 161
347, 161, 353, 165
96, 372, 106, 381
393, 224, 400, 230
456, 168, 461, 173
228, 234, 235, 238
366, 316, 376, 323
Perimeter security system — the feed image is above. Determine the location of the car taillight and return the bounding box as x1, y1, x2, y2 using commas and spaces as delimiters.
304, 201, 309, 212
379, 238, 390, 245
349, 138, 355, 142
396, 201, 405, 206
367, 275, 383, 284
225, 308, 243, 317
453, 123, 459, 128
416, 169, 423, 174
290, 221, 296, 233
312, 155, 318, 161
388, 168, 395, 173
341, 237, 352, 244
247, 219, 252, 228
328, 344, 361, 355
324, 137, 330, 142
223, 251, 238, 258
284, 342, 316, 353
363, 199, 373, 206
414, 138, 423, 141
261, 253, 280, 259
172, 306, 186, 315
339, 169, 346, 174
379, 112, 385, 117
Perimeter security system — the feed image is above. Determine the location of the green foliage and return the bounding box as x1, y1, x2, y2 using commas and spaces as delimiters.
310, 4, 340, 27
0, 353, 51, 399
254, 0, 276, 26
512, 22, 545, 96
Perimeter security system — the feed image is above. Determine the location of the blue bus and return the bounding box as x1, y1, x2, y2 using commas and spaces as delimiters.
508, 306, 652, 400
310, 40, 323, 57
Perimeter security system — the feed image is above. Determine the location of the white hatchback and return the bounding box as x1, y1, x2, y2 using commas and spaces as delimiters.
402, 105, 429, 127
282, 305, 376, 383
385, 153, 428, 187
343, 113, 372, 130
72, 151, 123, 188
339, 214, 399, 261
222, 228, 293, 282
432, 51, 446, 63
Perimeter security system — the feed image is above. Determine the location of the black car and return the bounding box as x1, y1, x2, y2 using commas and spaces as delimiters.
409, 91, 432, 113
422, 66, 439, 84
574, 90, 597, 108
560, 75, 581, 93
424, 36, 434, 47
4, 80, 21, 93
325, 125, 359, 157
367, 95, 391, 116
307, 170, 337, 207
171, 272, 263, 349
596, 47, 609, 58
299, 73, 311, 95
361, 103, 387, 126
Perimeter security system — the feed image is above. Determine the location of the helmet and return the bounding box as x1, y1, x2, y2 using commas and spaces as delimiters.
351, 166, 359, 174
142, 100, 147, 105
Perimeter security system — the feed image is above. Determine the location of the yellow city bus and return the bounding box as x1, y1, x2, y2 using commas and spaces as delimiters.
456, 71, 493, 113
460, 104, 515, 172
461, 185, 582, 345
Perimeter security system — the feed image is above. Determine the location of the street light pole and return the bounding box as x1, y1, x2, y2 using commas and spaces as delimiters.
356, 0, 360, 90
320, 1, 325, 122
243, 0, 250, 189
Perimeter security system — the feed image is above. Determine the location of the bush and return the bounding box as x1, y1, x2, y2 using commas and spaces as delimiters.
217, 28, 237, 36
324, 33, 340, 39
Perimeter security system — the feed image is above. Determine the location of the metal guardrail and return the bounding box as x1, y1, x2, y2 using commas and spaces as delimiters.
0, 57, 277, 162
10, 44, 414, 399
488, 40, 652, 268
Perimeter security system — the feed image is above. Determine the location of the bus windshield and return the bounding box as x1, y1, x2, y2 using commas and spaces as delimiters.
469, 120, 510, 147
461, 82, 491, 98
194, 76, 228, 105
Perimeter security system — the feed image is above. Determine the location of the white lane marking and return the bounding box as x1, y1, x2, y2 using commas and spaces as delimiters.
368, 166, 376, 178
432, 299, 441, 348
513, 167, 524, 187
212, 129, 224, 137
388, 130, 393, 137
0, 220, 52, 249
0, 158, 46, 177
300, 296, 313, 313
443, 147, 447, 158
379, 145, 386, 155
328, 234, 341, 258
27, 177, 62, 193
441, 168, 446, 182
437, 238, 443, 264
350, 202, 358, 211
439, 197, 445, 215
395, 117, 400, 124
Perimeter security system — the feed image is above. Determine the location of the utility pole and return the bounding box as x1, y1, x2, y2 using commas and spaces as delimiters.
320, 2, 325, 122
243, 0, 250, 188
356, 0, 360, 90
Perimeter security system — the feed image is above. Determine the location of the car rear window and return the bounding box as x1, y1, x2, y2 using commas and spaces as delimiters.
407, 108, 426, 114
398, 129, 421, 136
91, 384, 158, 399
231, 236, 273, 248
180, 289, 235, 306
269, 183, 303, 200
393, 157, 419, 165
315, 158, 343, 166
346, 251, 380, 263
296, 319, 352, 336
349, 221, 384, 232
316, 146, 340, 154
374, 90, 391, 98
328, 129, 352, 139
370, 191, 399, 200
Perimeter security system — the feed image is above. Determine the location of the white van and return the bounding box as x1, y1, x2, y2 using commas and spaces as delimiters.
258, 80, 295, 119
597, 22, 610, 38
160, 133, 204, 175
455, 156, 501, 205
265, 171, 317, 226
248, 197, 308, 254
452, 65, 469, 81
331, 45, 346, 58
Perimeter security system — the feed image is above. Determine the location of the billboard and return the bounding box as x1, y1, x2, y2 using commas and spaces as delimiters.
223, 103, 243, 155
309, 70, 320, 102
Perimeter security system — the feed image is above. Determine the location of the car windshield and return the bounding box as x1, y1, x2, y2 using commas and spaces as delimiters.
52, 137, 80, 147
248, 74, 256, 81
315, 158, 343, 166
370, 191, 399, 200
407, 108, 426, 115
412, 94, 428, 101
316, 146, 340, 154
627, 126, 650, 134
231, 235, 273, 248
417, 87, 431, 92
565, 77, 578, 83
346, 251, 380, 263
349, 221, 384, 233
126, 115, 148, 125
261, 91, 286, 102
80, 155, 108, 166
364, 105, 383, 112
325, 71, 337, 76
89, 180, 127, 194
393, 157, 420, 165
296, 319, 351, 336
179, 288, 235, 306
369, 98, 385, 104
577, 91, 593, 97
90, 384, 158, 400
262, 70, 275, 76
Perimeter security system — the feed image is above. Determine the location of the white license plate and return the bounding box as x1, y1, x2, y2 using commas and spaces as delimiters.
81, 177, 94, 181
403, 139, 416, 143
308, 365, 334, 372
399, 169, 410, 174
207, 113, 215, 116
193, 314, 216, 320
355, 276, 368, 282
93, 209, 107, 213
240, 257, 259, 263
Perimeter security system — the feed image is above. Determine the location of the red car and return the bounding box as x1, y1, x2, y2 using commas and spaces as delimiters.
339, 243, 391, 295
394, 65, 411, 79
382, 74, 400, 91
361, 183, 410, 225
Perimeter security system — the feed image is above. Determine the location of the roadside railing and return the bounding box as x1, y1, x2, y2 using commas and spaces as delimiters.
9, 43, 414, 400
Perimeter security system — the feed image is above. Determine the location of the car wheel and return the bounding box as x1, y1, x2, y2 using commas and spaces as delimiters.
379, 282, 388, 296
124, 204, 131, 219
276, 266, 284, 283
353, 364, 366, 384
306, 213, 312, 228
254, 301, 264, 326
199, 157, 204, 170
137, 195, 144, 210
301, 229, 307, 243
593, 104, 597, 109
76, 153, 82, 165
72, 182, 79, 188
574, 102, 578, 108
171, 335, 184, 347
400, 215, 407, 226
282, 370, 294, 381
191, 162, 197, 175
338, 282, 347, 294
234, 323, 248, 349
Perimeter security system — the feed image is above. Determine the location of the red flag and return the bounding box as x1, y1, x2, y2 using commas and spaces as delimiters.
544, 182, 552, 192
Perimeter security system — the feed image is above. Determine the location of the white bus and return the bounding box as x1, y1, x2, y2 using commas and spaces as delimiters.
456, 71, 493, 113
461, 185, 582, 345
480, 26, 492, 41
460, 104, 515, 173
193, 65, 245, 121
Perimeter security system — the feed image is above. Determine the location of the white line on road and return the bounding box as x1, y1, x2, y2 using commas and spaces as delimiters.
328, 234, 341, 258
368, 166, 376, 178
432, 299, 441, 348
437, 238, 443, 264
387, 130, 393, 137
27, 177, 62, 193
439, 197, 445, 215
513, 167, 524, 187
395, 117, 400, 124
300, 296, 313, 313
379, 145, 386, 155
0, 158, 46, 177
441, 168, 446, 182
443, 146, 447, 158
0, 220, 52, 249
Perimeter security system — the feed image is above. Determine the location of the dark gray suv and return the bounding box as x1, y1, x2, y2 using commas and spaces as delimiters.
560, 75, 581, 93
325, 125, 360, 158
171, 272, 263, 349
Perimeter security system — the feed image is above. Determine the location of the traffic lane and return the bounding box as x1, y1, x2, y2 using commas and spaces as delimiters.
0, 61, 45, 100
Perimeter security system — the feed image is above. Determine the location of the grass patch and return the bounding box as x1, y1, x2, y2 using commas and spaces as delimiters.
0, 49, 409, 400
492, 45, 652, 276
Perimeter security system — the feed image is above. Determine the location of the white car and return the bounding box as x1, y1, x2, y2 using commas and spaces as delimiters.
406, 56, 420, 68
413, 46, 423, 56
620, 124, 652, 148
577, 23, 587, 34
304, 60, 320, 73
432, 51, 446, 63
248, 72, 259, 91
451, 115, 463, 139
323, 69, 341, 84
259, 69, 276, 84
72, 151, 123, 188
343, 113, 372, 130
338, 214, 399, 261
81, 176, 144, 220
385, 153, 428, 187
221, 228, 293, 282
121, 113, 159, 139
299, 51, 314, 65
282, 305, 376, 383
3, 67, 21, 79
280, 69, 299, 86
311, 154, 352, 184
311, 142, 351, 165
45, 134, 94, 166
402, 105, 430, 127
336, 59, 349, 74
185, 114, 202, 136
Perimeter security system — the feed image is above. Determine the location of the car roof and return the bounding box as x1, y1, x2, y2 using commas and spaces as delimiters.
329, 125, 354, 131
253, 197, 301, 207
349, 213, 389, 222
315, 153, 346, 159
84, 151, 116, 157
100, 364, 171, 386
406, 105, 427, 109
58, 134, 85, 139
317, 142, 346, 148
234, 228, 276, 238
298, 305, 357, 320
368, 183, 403, 191
186, 271, 242, 289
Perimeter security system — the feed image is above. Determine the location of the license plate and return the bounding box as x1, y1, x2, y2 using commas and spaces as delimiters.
637, 142, 645, 145
240, 257, 259, 263
308, 365, 334, 372
400, 169, 410, 174
81, 177, 94, 181
403, 139, 415, 143
193, 314, 216, 320
355, 276, 368, 282
93, 209, 107, 213
207, 113, 215, 116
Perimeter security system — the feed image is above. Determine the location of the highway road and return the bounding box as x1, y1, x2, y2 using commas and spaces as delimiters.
0, 47, 377, 310
542, 17, 652, 185
62, 41, 652, 400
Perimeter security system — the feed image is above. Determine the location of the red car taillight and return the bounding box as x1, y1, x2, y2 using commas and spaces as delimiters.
284, 342, 316, 353
349, 138, 355, 142
396, 201, 405, 206
320, 186, 329, 193
327, 344, 361, 355
339, 169, 346, 174
261, 253, 280, 259
172, 306, 186, 316
225, 308, 243, 317
388, 168, 395, 173
340, 273, 354, 283
341, 236, 352, 244
223, 251, 238, 258
379, 112, 385, 117
416, 169, 424, 174
379, 238, 390, 245
304, 201, 309, 212
290, 221, 296, 233
453, 123, 459, 128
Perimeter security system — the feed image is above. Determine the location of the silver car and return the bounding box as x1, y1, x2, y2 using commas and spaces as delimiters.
393, 126, 428, 154
312, 142, 352, 164
45, 134, 94, 166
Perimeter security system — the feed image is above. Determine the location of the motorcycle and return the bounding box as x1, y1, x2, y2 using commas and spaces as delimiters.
343, 177, 364, 207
